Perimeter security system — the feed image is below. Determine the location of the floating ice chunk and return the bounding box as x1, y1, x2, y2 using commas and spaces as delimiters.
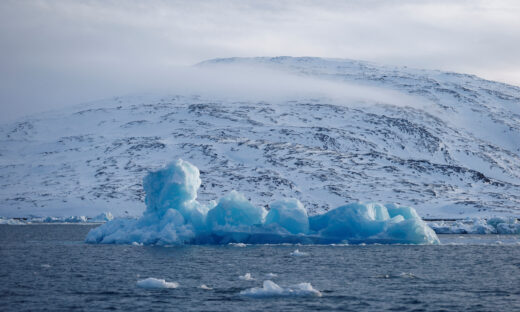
239, 273, 254, 281
0, 215, 113, 224
229, 242, 247, 247
90, 212, 114, 222
376, 272, 418, 279
0, 217, 24, 225
428, 217, 520, 235
290, 249, 308, 256
200, 284, 212, 290
206, 191, 266, 230
265, 199, 309, 234
41, 216, 88, 223
131, 242, 143, 246
265, 273, 278, 278
240, 280, 322, 298
136, 278, 179, 289
398, 272, 418, 279
41, 264, 51, 268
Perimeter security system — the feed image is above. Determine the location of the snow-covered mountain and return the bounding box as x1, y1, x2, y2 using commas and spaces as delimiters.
1, 57, 519, 218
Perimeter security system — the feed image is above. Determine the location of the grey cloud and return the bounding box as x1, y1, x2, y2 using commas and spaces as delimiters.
0, 0, 519, 122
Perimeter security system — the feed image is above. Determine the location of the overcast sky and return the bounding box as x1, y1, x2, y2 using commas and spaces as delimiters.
1, 0, 519, 122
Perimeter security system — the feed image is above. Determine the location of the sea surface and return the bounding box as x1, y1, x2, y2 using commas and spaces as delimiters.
0, 225, 519, 311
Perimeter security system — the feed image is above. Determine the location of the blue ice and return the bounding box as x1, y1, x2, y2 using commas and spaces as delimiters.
86, 159, 440, 245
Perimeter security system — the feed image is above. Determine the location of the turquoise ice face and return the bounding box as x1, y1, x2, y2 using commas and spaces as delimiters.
86, 159, 440, 245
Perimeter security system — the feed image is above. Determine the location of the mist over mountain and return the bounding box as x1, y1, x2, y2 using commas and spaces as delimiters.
1, 57, 519, 218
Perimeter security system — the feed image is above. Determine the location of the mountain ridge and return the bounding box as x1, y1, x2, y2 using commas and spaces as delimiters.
1, 57, 519, 218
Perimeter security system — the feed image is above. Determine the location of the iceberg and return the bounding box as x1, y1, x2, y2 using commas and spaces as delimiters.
240, 280, 322, 298
86, 159, 440, 245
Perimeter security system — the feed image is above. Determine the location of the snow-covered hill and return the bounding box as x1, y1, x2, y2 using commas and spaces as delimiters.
1, 57, 519, 218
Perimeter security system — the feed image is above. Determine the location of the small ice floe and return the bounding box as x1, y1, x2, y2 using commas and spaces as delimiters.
40, 264, 51, 268
131, 242, 143, 246
200, 284, 212, 290
290, 249, 308, 256
229, 243, 247, 247
136, 278, 179, 289
239, 273, 254, 281
240, 280, 322, 298
398, 272, 418, 279
265, 273, 278, 278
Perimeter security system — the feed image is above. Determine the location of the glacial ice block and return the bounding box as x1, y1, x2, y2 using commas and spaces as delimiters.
86, 159, 440, 245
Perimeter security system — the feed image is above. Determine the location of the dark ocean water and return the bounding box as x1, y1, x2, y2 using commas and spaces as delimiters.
0, 225, 519, 311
